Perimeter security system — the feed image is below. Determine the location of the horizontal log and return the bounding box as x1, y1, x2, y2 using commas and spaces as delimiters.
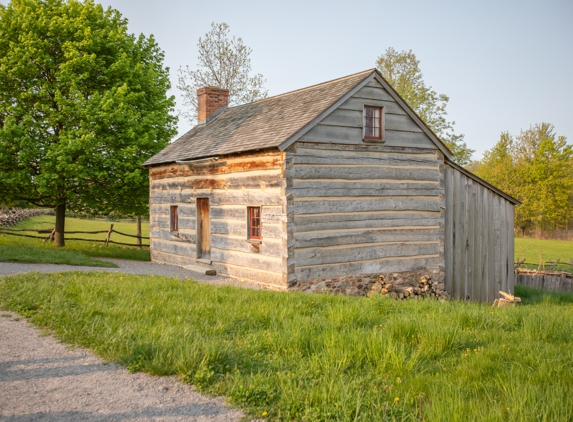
293, 197, 441, 214
211, 220, 283, 239
291, 165, 440, 181
294, 241, 439, 266
288, 186, 443, 197
294, 141, 437, 156
211, 248, 283, 273
293, 149, 438, 166
149, 205, 196, 217
295, 255, 442, 281
150, 190, 283, 206
150, 172, 282, 191
150, 228, 196, 243
211, 235, 284, 258
293, 215, 443, 233
149, 152, 284, 179
151, 239, 196, 256
213, 262, 285, 288
151, 250, 196, 268
210, 205, 284, 223
294, 227, 442, 248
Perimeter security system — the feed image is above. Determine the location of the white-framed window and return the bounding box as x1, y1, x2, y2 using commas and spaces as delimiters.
363, 105, 385, 141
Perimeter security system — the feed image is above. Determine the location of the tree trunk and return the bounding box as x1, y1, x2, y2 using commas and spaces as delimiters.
136, 216, 142, 249
54, 203, 66, 247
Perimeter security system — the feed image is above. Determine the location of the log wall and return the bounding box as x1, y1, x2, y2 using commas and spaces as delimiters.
149, 151, 288, 288
286, 142, 446, 286
444, 164, 515, 302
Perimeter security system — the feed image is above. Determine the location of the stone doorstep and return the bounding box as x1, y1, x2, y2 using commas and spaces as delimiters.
183, 263, 216, 276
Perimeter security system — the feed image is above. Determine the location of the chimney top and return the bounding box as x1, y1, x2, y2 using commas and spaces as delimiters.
197, 86, 229, 124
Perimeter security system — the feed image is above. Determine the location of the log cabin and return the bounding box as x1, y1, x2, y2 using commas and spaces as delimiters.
143, 69, 519, 302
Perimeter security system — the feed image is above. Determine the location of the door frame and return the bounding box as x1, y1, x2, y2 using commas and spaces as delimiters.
196, 197, 211, 260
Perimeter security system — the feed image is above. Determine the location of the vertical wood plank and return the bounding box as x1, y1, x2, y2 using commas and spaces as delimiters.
444, 167, 454, 296
507, 204, 515, 294
470, 182, 480, 300
453, 169, 462, 299
500, 198, 508, 294
475, 184, 484, 302
460, 176, 469, 300
494, 195, 502, 298
487, 190, 495, 302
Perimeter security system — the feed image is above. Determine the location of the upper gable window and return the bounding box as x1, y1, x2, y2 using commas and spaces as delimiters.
363, 106, 384, 141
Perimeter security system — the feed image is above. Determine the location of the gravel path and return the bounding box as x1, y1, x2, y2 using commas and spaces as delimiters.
0, 260, 263, 421
0, 311, 244, 421
0, 258, 262, 289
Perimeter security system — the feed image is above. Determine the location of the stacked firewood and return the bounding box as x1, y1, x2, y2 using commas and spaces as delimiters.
368, 273, 449, 300
0, 208, 50, 227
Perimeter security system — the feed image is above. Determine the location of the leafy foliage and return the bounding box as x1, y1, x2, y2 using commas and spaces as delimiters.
177, 22, 268, 125
476, 123, 573, 233
376, 48, 474, 166
0, 0, 177, 244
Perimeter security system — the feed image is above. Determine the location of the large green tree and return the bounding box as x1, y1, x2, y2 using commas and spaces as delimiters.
477, 123, 573, 234
376, 48, 474, 166
0, 0, 177, 246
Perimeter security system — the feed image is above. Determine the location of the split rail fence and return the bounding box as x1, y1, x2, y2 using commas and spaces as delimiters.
0, 224, 149, 248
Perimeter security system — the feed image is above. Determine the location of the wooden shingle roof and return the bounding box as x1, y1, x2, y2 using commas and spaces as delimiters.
143, 69, 374, 166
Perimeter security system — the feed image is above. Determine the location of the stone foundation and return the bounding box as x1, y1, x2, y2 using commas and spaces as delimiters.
290, 266, 447, 298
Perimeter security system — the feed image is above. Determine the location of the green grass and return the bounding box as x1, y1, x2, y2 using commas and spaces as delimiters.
0, 215, 150, 264
1, 272, 571, 421
515, 237, 573, 271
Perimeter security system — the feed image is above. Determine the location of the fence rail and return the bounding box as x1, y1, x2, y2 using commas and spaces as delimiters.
0, 224, 149, 248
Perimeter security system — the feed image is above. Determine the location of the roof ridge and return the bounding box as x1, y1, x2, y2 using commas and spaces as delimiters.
226, 68, 375, 111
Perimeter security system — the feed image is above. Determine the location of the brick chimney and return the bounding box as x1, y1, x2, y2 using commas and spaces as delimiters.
197, 86, 229, 124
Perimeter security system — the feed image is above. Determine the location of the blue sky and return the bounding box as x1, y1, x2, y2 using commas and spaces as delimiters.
3, 0, 572, 159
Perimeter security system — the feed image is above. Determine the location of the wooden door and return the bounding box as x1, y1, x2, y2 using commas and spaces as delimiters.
197, 198, 211, 260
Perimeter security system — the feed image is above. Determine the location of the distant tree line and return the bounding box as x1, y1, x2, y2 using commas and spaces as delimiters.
471, 123, 573, 236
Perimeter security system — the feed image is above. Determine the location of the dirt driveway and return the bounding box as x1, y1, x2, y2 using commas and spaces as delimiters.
0, 260, 261, 421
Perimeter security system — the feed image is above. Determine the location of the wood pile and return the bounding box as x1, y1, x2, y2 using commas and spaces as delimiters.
0, 208, 50, 227
368, 273, 449, 300
492, 291, 521, 308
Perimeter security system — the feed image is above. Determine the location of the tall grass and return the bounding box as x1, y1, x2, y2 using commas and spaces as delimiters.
1, 272, 571, 421
0, 215, 150, 263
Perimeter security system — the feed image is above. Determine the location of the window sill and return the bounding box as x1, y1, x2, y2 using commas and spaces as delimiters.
363, 138, 385, 143
246, 239, 262, 244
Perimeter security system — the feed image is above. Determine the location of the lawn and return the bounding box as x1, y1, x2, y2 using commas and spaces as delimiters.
0, 215, 150, 265
1, 272, 571, 421
515, 237, 573, 272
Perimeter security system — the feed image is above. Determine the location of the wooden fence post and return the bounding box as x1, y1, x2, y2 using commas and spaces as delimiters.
104, 224, 114, 247
43, 229, 55, 243
136, 216, 142, 249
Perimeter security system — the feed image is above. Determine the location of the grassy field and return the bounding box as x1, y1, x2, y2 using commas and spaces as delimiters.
515, 237, 573, 272
0, 215, 150, 264
0, 272, 571, 421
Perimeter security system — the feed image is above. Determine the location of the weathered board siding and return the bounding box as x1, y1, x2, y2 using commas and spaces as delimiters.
286, 142, 445, 284
299, 79, 438, 150
149, 151, 288, 288
444, 165, 515, 302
